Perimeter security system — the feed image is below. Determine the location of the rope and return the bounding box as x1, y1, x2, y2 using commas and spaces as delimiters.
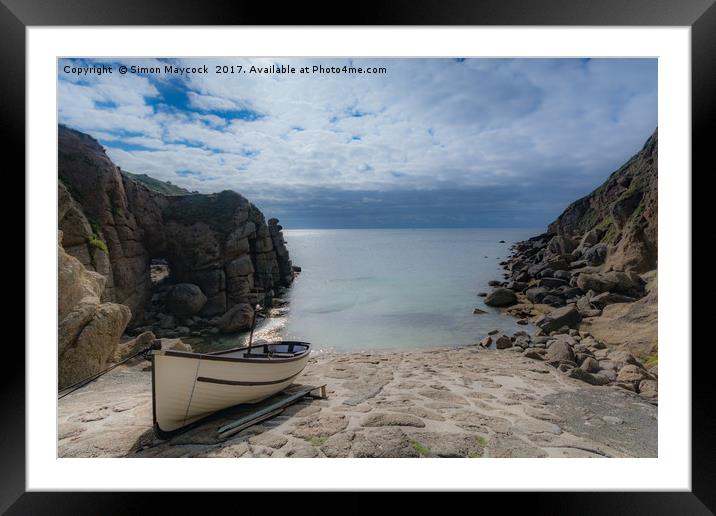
181, 355, 202, 428
58, 344, 155, 400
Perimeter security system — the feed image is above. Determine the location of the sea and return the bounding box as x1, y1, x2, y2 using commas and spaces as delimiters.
279, 228, 540, 352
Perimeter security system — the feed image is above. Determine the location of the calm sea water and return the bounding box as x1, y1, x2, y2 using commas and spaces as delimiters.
282, 228, 539, 352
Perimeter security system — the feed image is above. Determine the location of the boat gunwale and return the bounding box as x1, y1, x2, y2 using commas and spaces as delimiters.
152, 341, 311, 364
151, 341, 312, 439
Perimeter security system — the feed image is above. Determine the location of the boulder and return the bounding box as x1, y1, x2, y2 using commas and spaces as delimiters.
580, 274, 657, 357
525, 287, 548, 303
539, 277, 568, 289
576, 271, 644, 297
59, 302, 132, 388
495, 335, 513, 349
541, 295, 564, 307
58, 240, 132, 389
568, 368, 611, 385
616, 364, 649, 384
165, 283, 207, 316
484, 288, 517, 307
545, 339, 575, 363
535, 306, 582, 333
638, 379, 658, 395
523, 349, 544, 360
609, 350, 648, 371
597, 369, 617, 382
158, 338, 193, 352
216, 303, 254, 333
589, 291, 637, 309
553, 270, 572, 281
580, 229, 600, 248
506, 281, 528, 292
561, 287, 583, 299
584, 243, 608, 265
579, 356, 600, 373
115, 331, 155, 360
547, 235, 577, 255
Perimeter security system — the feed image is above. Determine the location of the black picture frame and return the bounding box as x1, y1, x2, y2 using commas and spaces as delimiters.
4, 0, 711, 513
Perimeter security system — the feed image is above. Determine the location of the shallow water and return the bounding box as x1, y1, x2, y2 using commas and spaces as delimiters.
282, 228, 539, 352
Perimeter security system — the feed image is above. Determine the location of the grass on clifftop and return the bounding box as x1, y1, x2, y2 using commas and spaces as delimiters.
122, 170, 191, 196
162, 190, 252, 233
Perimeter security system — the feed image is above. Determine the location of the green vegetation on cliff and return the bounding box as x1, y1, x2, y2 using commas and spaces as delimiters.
122, 171, 191, 196
162, 190, 260, 233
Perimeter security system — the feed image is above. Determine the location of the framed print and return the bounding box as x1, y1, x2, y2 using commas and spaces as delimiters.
4, 0, 713, 512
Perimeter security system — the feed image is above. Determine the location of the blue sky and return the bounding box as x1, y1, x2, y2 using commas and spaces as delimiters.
58, 58, 657, 229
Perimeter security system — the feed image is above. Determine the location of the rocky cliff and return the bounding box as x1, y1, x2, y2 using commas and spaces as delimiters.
485, 130, 658, 361
58, 125, 295, 385
58, 230, 131, 388
548, 129, 657, 273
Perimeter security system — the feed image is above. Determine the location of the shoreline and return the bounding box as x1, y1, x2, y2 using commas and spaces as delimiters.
475, 234, 658, 399
58, 340, 656, 458
59, 233, 658, 459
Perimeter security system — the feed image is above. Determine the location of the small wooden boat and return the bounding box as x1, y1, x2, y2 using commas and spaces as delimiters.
151, 341, 311, 438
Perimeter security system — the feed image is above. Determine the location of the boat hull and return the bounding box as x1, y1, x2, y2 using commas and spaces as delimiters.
152, 342, 310, 437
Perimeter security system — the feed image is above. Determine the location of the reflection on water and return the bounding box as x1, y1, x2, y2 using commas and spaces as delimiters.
185, 317, 286, 354
282, 228, 539, 352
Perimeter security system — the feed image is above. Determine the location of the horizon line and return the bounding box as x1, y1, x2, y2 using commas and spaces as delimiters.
280, 226, 546, 231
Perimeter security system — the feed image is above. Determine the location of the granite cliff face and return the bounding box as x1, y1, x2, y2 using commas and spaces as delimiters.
548, 130, 657, 273
58, 125, 295, 385
485, 130, 658, 359
58, 230, 131, 388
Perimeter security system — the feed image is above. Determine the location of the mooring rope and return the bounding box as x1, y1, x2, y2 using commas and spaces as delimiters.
57, 343, 158, 400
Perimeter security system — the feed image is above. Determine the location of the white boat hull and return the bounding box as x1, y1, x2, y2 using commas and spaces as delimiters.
152, 342, 311, 436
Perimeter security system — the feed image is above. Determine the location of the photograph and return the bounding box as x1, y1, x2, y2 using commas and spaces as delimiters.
56, 57, 659, 459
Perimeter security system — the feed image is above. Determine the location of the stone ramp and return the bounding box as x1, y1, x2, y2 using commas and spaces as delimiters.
58, 348, 657, 458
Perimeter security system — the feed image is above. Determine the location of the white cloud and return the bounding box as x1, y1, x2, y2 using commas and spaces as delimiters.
58, 57, 657, 225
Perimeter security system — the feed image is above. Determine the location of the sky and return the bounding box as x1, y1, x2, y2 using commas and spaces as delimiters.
58, 58, 657, 229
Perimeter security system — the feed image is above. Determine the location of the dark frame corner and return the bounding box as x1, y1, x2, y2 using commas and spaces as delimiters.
4, 0, 712, 513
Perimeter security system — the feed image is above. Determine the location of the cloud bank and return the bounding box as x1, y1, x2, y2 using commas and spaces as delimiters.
58, 57, 657, 228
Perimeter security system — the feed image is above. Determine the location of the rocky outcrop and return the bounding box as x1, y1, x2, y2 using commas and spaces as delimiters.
58, 231, 131, 389
580, 272, 658, 356
481, 130, 658, 370
548, 129, 657, 273
58, 125, 295, 336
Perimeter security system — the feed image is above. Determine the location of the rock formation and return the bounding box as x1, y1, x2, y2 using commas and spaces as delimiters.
58, 231, 131, 389
480, 130, 658, 399
58, 125, 296, 383
548, 129, 657, 273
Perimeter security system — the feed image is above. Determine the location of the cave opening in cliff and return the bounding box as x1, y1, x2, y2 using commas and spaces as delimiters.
150, 258, 171, 285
